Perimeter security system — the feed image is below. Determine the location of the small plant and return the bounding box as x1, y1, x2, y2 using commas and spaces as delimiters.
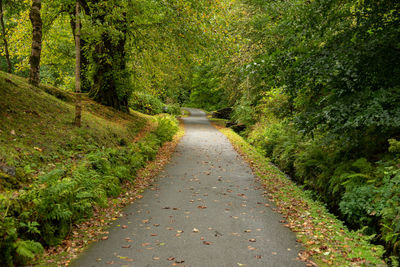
129, 91, 164, 115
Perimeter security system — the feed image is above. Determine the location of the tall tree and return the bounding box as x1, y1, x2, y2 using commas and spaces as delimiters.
74, 0, 82, 127
0, 0, 11, 73
28, 0, 42, 86
85, 0, 130, 112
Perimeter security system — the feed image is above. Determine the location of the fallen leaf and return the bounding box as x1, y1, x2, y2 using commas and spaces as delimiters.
121, 225, 128, 229
203, 241, 211, 245
167, 257, 175, 261
101, 236, 108, 240
151, 233, 158, 236
197, 205, 207, 209
153, 257, 160, 260
122, 245, 131, 248
249, 238, 256, 242
193, 228, 199, 233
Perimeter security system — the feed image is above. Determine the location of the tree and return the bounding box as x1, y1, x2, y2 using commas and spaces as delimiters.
74, 1, 81, 127
0, 0, 11, 73
28, 0, 42, 86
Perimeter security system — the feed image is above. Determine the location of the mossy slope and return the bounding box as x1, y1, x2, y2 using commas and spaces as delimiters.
0, 71, 179, 266
0, 71, 148, 190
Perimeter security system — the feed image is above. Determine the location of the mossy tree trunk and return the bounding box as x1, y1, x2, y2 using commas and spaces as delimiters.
88, 32, 129, 113
74, 1, 82, 127
28, 0, 42, 86
70, 9, 90, 93
0, 0, 11, 73
87, 5, 130, 113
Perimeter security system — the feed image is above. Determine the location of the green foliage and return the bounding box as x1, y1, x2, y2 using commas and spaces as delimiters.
188, 62, 228, 111
220, 125, 386, 265
129, 91, 164, 115
0, 193, 44, 266
0, 108, 178, 264
14, 240, 44, 264
164, 103, 181, 116
212, 0, 400, 261
389, 139, 400, 154
153, 116, 179, 143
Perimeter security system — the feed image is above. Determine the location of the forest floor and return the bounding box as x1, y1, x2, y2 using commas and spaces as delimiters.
71, 108, 304, 267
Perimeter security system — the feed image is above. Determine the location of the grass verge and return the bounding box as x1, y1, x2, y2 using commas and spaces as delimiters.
213, 123, 386, 267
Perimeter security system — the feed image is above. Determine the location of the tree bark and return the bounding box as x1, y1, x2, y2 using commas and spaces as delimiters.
74, 1, 82, 127
28, 0, 42, 86
70, 7, 90, 92
0, 0, 11, 73
88, 7, 130, 113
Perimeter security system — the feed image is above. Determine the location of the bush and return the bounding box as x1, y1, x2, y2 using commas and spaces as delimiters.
164, 103, 181, 116
129, 91, 164, 115
247, 118, 400, 258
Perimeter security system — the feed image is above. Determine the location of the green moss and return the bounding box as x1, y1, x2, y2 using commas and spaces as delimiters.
0, 71, 147, 190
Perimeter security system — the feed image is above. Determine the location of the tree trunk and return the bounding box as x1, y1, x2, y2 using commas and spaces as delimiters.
0, 0, 11, 73
88, 11, 130, 113
74, 1, 82, 127
70, 10, 89, 92
28, 0, 42, 86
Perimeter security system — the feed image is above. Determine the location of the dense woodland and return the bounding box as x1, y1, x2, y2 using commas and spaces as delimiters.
0, 0, 399, 265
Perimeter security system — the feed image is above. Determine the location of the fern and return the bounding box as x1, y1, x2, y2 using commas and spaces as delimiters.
15, 240, 43, 259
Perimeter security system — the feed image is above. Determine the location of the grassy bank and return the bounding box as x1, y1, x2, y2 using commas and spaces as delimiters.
212, 122, 386, 266
0, 72, 180, 266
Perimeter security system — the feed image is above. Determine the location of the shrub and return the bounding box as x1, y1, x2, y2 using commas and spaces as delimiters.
129, 91, 163, 115
164, 103, 181, 115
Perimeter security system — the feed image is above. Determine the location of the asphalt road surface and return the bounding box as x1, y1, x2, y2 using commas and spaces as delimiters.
72, 108, 304, 267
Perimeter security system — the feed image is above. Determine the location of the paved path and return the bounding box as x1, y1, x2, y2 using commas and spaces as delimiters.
72, 109, 303, 267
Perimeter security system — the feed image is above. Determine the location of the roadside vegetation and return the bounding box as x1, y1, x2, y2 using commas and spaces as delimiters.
0, 73, 179, 265
190, 0, 400, 265
214, 121, 386, 266
1, 0, 399, 265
